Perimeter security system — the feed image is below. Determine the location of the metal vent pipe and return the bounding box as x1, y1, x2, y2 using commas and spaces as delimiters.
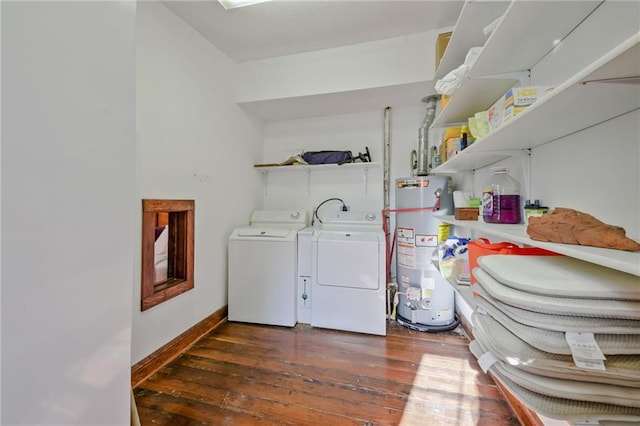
417, 95, 440, 176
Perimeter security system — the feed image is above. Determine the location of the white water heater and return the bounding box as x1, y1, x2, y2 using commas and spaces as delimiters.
395, 176, 458, 331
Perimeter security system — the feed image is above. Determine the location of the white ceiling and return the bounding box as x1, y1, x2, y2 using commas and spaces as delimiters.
162, 0, 464, 62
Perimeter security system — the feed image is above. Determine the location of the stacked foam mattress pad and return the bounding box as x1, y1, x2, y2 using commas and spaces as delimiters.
469, 254, 640, 424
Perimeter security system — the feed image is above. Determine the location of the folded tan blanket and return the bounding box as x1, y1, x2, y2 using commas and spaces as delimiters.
527, 207, 640, 252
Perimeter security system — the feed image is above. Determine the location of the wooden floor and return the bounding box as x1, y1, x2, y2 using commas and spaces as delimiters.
134, 321, 519, 425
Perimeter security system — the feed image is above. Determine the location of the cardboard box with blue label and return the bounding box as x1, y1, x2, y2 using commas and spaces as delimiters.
502, 85, 555, 124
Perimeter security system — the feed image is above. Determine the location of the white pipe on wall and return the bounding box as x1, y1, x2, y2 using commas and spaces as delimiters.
383, 106, 391, 214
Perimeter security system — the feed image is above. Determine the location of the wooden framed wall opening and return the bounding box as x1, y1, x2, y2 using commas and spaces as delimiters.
141, 199, 195, 311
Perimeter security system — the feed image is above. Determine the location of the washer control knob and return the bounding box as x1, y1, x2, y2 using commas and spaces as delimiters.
366, 213, 376, 221
291, 211, 300, 220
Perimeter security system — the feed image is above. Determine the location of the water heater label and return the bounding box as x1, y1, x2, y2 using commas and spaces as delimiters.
397, 180, 430, 188
397, 227, 414, 245
421, 276, 435, 290
416, 246, 437, 270
400, 275, 410, 286
397, 243, 415, 268
415, 234, 437, 247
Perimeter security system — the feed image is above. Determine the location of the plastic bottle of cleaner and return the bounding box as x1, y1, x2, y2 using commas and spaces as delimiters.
482, 167, 521, 224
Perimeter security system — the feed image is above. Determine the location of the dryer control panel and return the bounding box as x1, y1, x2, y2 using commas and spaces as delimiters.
250, 210, 308, 226
320, 211, 382, 229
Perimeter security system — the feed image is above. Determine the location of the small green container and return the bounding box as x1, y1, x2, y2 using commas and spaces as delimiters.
524, 200, 549, 225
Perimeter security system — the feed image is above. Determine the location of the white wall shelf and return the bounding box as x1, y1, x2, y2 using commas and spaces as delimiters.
432, 150, 513, 174
433, 33, 640, 174
456, 286, 476, 310
433, 1, 600, 128
255, 161, 380, 174
431, 76, 523, 127
435, 1, 509, 79
467, 1, 601, 79
438, 216, 640, 277
239, 82, 434, 122
256, 162, 380, 196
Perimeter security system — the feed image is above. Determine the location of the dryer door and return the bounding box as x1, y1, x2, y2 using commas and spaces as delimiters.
315, 232, 381, 290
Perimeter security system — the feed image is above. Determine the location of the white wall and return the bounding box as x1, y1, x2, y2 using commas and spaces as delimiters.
132, 2, 263, 364
262, 105, 432, 219
532, 110, 639, 236
237, 30, 440, 103
249, 25, 455, 221
528, 0, 640, 237
1, 2, 136, 424
256, 25, 462, 227
1, 4, 4, 420
262, 110, 383, 216
531, 1, 640, 86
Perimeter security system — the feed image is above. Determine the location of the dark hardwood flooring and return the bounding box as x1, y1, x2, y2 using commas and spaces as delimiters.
134, 321, 519, 425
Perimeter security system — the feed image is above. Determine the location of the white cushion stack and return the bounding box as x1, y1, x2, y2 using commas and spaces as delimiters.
469, 254, 640, 424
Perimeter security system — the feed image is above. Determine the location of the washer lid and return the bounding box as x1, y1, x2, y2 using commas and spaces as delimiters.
250, 210, 307, 227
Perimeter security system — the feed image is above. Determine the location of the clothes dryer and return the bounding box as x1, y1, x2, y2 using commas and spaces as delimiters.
311, 211, 386, 336
228, 210, 307, 327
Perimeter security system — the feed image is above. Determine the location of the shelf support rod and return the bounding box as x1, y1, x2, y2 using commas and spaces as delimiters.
263, 171, 269, 197
363, 167, 369, 195
518, 149, 532, 203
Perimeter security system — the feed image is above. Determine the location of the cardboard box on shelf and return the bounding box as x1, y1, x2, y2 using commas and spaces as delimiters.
501, 86, 554, 126
503, 85, 555, 109
487, 96, 503, 133
439, 141, 448, 163
435, 31, 453, 70
455, 207, 479, 221
442, 126, 462, 142
440, 94, 450, 110
445, 138, 458, 161
502, 105, 528, 125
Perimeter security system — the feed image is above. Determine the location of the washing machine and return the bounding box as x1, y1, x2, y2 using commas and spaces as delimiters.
311, 211, 386, 336
228, 210, 307, 327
